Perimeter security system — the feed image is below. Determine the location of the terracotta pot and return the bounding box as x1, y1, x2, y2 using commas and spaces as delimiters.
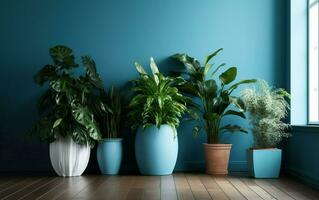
203, 143, 232, 175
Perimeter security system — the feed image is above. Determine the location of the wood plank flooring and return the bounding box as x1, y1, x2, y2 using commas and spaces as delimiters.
0, 173, 318, 200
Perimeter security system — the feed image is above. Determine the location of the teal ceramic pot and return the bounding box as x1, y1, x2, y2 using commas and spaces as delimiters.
247, 148, 282, 178
135, 125, 178, 175
97, 138, 123, 175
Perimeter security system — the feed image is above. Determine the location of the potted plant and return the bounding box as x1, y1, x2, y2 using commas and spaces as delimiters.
92, 86, 124, 175
241, 79, 290, 178
31, 45, 102, 176
172, 48, 256, 175
128, 57, 188, 175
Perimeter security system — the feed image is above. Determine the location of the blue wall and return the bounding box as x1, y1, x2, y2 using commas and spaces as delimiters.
0, 0, 288, 173
284, 127, 319, 189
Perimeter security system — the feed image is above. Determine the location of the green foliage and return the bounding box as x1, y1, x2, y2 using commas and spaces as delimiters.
91, 85, 124, 138
241, 79, 291, 148
31, 45, 102, 147
172, 49, 256, 144
128, 57, 188, 135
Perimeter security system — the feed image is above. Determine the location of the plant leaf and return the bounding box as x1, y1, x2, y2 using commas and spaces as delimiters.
150, 57, 159, 85
228, 79, 257, 94
34, 65, 57, 85
220, 124, 248, 133
52, 118, 63, 129
204, 48, 223, 65
219, 67, 237, 85
49, 45, 78, 69
211, 63, 226, 77
223, 110, 246, 119
135, 62, 147, 75
82, 56, 103, 88
193, 125, 202, 136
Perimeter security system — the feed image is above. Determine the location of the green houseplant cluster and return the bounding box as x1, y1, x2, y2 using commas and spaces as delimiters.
31, 45, 291, 177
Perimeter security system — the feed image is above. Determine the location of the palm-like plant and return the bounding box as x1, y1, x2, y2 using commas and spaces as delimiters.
172, 48, 256, 144
91, 86, 124, 138
32, 45, 102, 147
128, 57, 188, 135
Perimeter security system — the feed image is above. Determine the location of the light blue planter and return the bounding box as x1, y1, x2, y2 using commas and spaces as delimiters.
135, 125, 178, 175
247, 148, 282, 178
97, 138, 123, 175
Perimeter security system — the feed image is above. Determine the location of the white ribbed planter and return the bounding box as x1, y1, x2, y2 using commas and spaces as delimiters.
49, 136, 90, 177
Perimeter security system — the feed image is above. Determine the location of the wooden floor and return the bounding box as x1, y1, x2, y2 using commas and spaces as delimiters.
0, 173, 318, 200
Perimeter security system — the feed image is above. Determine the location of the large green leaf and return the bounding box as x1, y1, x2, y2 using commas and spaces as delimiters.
34, 65, 57, 85
220, 124, 248, 133
211, 63, 226, 77
223, 110, 246, 119
219, 67, 237, 85
203, 80, 217, 98
204, 112, 220, 121
71, 103, 101, 140
203, 63, 213, 77
228, 79, 257, 94
150, 57, 159, 85
82, 56, 103, 88
49, 45, 78, 69
204, 48, 223, 65
50, 78, 65, 92
134, 62, 147, 75
230, 97, 246, 112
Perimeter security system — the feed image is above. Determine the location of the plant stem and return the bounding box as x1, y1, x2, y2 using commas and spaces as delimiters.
206, 117, 221, 144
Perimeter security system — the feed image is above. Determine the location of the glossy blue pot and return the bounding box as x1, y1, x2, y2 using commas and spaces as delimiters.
135, 125, 178, 175
247, 148, 282, 178
97, 138, 123, 175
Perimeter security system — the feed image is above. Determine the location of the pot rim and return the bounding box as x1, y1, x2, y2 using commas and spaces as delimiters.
99, 138, 123, 142
203, 143, 232, 147
248, 147, 281, 151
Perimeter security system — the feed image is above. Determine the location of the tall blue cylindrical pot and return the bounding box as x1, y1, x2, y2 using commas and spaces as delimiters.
135, 125, 178, 175
97, 138, 123, 175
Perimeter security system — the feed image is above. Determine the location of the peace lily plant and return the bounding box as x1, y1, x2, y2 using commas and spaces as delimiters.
128, 57, 188, 175
173, 48, 256, 175
128, 57, 188, 135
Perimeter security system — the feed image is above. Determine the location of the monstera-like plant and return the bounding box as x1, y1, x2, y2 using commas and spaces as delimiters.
128, 57, 188, 175
32, 45, 102, 176
172, 48, 256, 175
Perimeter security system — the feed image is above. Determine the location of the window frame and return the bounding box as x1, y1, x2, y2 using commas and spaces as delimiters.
308, 0, 319, 124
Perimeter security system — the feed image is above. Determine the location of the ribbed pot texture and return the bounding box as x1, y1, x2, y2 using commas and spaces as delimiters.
49, 136, 90, 177
203, 143, 232, 175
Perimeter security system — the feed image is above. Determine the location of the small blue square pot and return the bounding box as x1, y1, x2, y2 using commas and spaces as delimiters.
247, 148, 282, 178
